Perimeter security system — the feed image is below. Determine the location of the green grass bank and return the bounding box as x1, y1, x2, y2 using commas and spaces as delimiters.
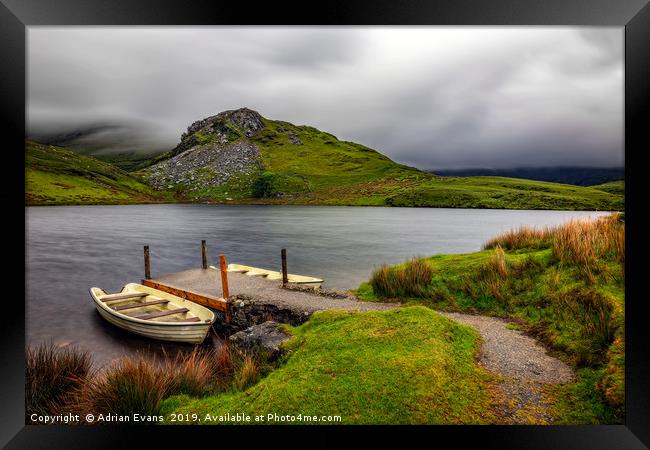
358, 214, 625, 423
161, 307, 498, 424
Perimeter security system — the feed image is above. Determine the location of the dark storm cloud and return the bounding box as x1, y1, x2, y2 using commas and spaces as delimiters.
27, 27, 623, 168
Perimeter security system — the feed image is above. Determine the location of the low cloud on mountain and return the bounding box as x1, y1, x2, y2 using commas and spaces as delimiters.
27, 27, 623, 169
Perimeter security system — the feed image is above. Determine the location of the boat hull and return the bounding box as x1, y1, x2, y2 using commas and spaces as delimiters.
90, 284, 214, 344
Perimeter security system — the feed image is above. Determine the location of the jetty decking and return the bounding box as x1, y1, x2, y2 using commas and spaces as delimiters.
140, 243, 395, 327
143, 267, 395, 321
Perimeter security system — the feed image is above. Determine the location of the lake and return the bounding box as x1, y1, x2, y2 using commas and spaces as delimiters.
26, 204, 608, 366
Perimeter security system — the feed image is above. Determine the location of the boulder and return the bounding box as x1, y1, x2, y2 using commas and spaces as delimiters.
228, 321, 291, 359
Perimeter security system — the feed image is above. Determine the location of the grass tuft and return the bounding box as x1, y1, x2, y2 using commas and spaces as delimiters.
77, 356, 171, 417
26, 343, 92, 420
370, 258, 433, 298
484, 226, 554, 250
232, 354, 260, 391
28, 341, 260, 420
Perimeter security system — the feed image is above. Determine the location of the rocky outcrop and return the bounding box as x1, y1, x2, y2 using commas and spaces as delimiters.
142, 140, 262, 191
287, 131, 302, 145
219, 294, 311, 335
228, 321, 291, 359
177, 107, 265, 154
141, 108, 269, 193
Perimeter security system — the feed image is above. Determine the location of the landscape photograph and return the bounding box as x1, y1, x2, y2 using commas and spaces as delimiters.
25, 26, 624, 426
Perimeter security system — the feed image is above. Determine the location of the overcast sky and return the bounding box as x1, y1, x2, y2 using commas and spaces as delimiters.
27, 27, 623, 170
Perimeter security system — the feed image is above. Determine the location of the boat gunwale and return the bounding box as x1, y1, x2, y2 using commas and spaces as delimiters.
90, 286, 216, 327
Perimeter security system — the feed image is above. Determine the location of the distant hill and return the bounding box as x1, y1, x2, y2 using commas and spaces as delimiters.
29, 122, 170, 171
25, 109, 624, 211
431, 167, 624, 186
591, 180, 624, 196
135, 108, 623, 210
25, 140, 175, 205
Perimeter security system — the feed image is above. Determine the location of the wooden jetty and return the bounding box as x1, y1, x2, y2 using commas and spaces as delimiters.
141, 242, 394, 326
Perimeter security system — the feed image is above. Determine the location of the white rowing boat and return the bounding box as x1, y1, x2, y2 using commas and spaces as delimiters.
89, 283, 215, 344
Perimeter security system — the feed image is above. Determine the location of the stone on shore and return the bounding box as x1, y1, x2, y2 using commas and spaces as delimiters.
228, 320, 291, 359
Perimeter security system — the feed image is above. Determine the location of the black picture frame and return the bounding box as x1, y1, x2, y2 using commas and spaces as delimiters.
4, 0, 649, 448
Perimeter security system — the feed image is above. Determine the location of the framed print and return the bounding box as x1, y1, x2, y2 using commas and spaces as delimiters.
3, 0, 649, 447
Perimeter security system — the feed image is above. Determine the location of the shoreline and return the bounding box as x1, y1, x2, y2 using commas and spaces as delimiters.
24, 200, 622, 212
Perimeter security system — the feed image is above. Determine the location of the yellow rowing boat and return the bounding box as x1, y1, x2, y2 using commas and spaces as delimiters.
211, 263, 323, 288
89, 283, 215, 344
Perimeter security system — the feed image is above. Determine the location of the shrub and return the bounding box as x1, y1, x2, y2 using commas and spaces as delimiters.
26, 343, 92, 420
369, 258, 433, 299
252, 172, 276, 198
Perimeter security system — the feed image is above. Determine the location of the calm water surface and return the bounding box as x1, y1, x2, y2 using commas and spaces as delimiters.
26, 204, 608, 365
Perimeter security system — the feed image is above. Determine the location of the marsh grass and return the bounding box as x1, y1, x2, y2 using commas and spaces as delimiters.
550, 288, 616, 366
552, 215, 624, 269
163, 345, 235, 397
29, 341, 264, 420
232, 354, 260, 391
370, 258, 433, 298
26, 343, 92, 420
484, 226, 554, 250
78, 356, 171, 417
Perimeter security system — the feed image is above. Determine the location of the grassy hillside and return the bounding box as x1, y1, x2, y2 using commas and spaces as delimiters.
357, 214, 624, 423
591, 180, 624, 196
25, 140, 176, 206
161, 307, 498, 424
27, 109, 624, 210
94, 150, 173, 171
136, 109, 623, 211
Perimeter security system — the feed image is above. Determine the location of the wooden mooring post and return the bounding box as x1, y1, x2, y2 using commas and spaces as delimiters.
201, 240, 208, 269
143, 245, 151, 279
281, 248, 288, 286
219, 254, 229, 300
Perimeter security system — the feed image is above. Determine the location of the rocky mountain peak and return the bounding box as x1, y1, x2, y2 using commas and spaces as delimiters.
181, 108, 265, 141
174, 108, 266, 156
218, 107, 265, 135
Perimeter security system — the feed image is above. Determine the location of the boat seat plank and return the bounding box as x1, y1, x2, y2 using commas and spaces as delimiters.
133, 307, 190, 320
100, 292, 148, 302
177, 317, 202, 322
113, 299, 169, 311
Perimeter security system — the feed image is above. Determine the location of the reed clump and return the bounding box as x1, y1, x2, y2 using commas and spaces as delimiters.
483, 214, 624, 266
28, 341, 264, 420
164, 345, 235, 397
483, 225, 555, 250
232, 354, 260, 391
370, 258, 433, 299
26, 343, 92, 420
552, 214, 624, 266
78, 356, 171, 417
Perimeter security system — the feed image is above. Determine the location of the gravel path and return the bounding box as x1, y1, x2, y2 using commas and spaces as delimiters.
438, 311, 574, 424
